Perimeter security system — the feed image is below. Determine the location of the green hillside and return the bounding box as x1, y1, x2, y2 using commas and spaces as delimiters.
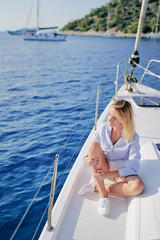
62, 0, 160, 33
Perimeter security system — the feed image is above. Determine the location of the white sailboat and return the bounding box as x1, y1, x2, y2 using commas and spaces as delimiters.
150, 5, 160, 39
10, 0, 160, 239
23, 0, 66, 41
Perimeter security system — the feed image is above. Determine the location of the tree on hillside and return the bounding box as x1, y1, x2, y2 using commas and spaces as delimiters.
62, 0, 159, 34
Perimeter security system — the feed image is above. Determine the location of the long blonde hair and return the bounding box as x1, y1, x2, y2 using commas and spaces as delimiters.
111, 100, 135, 142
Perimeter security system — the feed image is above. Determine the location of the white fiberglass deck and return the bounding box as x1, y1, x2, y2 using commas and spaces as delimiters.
39, 82, 160, 240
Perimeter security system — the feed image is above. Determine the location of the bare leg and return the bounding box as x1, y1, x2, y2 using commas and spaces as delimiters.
88, 142, 109, 198
104, 176, 144, 197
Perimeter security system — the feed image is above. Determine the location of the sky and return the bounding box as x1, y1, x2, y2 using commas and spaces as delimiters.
0, 0, 109, 31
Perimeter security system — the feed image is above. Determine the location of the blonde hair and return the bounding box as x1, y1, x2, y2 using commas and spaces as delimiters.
111, 100, 135, 142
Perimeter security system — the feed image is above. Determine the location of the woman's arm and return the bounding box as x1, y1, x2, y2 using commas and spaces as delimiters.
118, 133, 141, 178
83, 155, 99, 169
93, 169, 120, 182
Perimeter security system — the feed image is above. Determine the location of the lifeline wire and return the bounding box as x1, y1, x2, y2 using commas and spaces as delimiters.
9, 90, 98, 240
9, 161, 55, 240
133, 61, 160, 80
32, 114, 94, 240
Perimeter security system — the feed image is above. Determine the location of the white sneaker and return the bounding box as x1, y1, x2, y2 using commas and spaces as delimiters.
98, 197, 110, 216
79, 181, 96, 195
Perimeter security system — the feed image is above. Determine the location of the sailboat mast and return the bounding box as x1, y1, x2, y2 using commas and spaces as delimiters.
134, 0, 149, 53
37, 0, 40, 33
107, 12, 110, 31
155, 5, 160, 34
128, 0, 149, 80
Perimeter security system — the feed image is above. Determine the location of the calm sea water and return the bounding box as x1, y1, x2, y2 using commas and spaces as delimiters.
0, 32, 160, 240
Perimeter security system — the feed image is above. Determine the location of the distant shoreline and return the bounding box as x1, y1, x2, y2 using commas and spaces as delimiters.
62, 30, 151, 38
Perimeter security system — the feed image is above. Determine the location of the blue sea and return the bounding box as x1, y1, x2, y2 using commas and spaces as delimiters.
0, 32, 160, 240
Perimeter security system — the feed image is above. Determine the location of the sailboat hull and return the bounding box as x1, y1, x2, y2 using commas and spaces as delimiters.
150, 33, 160, 39
24, 33, 66, 41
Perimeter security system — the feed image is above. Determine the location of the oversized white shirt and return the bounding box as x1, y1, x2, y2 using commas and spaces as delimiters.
92, 122, 141, 178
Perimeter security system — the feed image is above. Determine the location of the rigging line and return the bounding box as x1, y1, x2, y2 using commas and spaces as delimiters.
56, 115, 94, 189
32, 116, 94, 239
9, 161, 55, 240
25, 0, 35, 27
57, 100, 95, 157
10, 120, 80, 240
32, 202, 49, 240
10, 95, 96, 240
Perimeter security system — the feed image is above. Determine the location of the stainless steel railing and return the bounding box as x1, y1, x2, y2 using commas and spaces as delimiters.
140, 59, 160, 83
47, 154, 59, 231
115, 59, 127, 94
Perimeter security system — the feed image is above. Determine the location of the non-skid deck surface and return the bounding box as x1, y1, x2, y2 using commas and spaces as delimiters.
56, 175, 128, 240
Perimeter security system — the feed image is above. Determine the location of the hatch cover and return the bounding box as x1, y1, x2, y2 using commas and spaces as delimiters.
132, 96, 160, 107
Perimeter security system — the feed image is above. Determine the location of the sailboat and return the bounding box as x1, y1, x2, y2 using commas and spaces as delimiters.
104, 11, 115, 38
150, 5, 160, 39
9, 0, 160, 239
8, 28, 36, 36
8, 29, 25, 35
23, 0, 66, 41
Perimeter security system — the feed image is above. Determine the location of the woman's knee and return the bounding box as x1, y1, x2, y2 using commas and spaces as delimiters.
88, 142, 109, 171
136, 180, 144, 195
127, 177, 144, 196
88, 142, 101, 155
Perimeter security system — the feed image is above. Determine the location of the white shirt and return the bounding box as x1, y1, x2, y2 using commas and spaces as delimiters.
92, 122, 141, 178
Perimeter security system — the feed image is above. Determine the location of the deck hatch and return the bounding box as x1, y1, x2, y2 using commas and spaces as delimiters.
132, 96, 160, 107
156, 143, 160, 151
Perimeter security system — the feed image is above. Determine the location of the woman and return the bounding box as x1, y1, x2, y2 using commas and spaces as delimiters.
79, 100, 144, 216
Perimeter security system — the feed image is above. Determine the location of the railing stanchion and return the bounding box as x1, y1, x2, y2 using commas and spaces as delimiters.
47, 154, 59, 231
94, 86, 100, 130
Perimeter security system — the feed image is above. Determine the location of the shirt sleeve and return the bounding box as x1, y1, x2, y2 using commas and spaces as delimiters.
83, 123, 104, 157
118, 133, 141, 178
91, 129, 101, 144
91, 122, 108, 144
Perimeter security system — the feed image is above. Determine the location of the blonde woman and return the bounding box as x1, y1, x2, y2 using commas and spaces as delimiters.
79, 100, 144, 216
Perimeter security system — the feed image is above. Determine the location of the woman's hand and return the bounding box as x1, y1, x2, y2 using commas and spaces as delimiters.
93, 169, 108, 182
84, 156, 99, 169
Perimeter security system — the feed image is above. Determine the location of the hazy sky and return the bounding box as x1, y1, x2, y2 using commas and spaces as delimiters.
0, 0, 109, 31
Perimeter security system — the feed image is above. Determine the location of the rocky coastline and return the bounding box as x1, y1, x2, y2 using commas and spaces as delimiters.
61, 30, 151, 38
